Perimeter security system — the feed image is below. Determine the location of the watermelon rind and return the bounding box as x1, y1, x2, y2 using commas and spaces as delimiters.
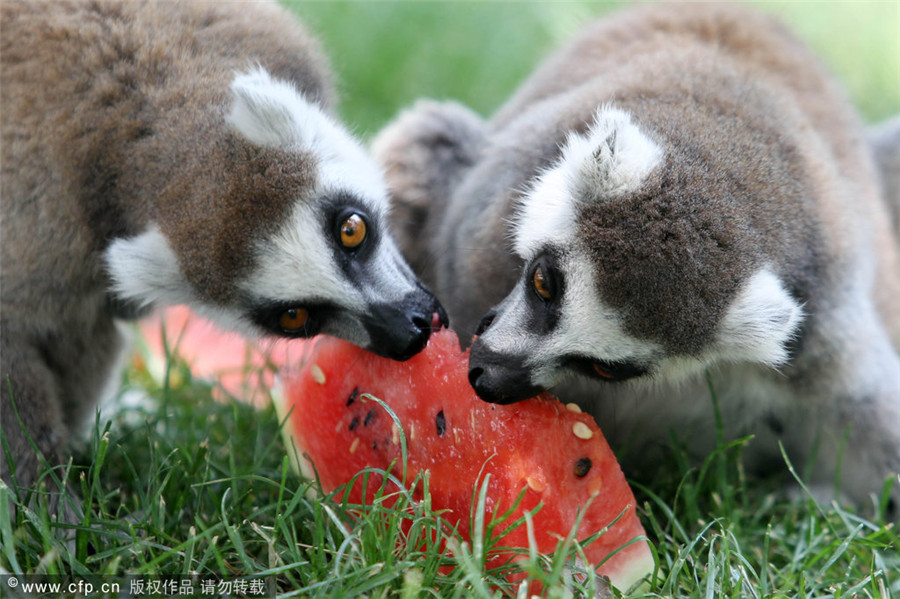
272, 375, 317, 491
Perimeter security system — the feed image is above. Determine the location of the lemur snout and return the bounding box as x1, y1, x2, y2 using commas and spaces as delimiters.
389, 308, 442, 361
468, 339, 544, 404
364, 293, 448, 361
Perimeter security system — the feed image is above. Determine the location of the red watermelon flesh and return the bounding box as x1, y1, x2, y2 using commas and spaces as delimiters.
276, 328, 654, 592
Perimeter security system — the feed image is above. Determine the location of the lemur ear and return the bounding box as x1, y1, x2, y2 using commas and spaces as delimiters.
717, 268, 805, 367
227, 67, 330, 150
563, 105, 663, 202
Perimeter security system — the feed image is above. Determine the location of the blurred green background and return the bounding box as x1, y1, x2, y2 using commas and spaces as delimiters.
282, 1, 899, 139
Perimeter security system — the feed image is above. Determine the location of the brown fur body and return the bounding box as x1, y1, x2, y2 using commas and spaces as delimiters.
375, 4, 900, 516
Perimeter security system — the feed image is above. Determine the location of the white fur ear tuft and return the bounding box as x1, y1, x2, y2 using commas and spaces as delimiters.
512, 106, 663, 259
227, 67, 387, 201
228, 67, 303, 148
717, 268, 805, 367
227, 67, 332, 150
513, 167, 576, 259
104, 226, 192, 308
562, 105, 663, 202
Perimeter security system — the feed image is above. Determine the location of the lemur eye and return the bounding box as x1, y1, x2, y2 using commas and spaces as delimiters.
590, 359, 648, 382
279, 308, 309, 332
339, 213, 367, 249
533, 265, 552, 300
593, 363, 616, 379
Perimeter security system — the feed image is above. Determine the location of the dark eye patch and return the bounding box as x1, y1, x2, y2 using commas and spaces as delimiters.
248, 300, 337, 338
523, 249, 566, 334
322, 192, 381, 270
590, 359, 647, 381
564, 355, 649, 383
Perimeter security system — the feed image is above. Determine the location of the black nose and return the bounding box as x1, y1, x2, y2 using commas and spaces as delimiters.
362, 292, 446, 361
468, 365, 484, 391
467, 361, 543, 405
413, 312, 432, 337
393, 312, 434, 361
468, 338, 546, 403
385, 295, 448, 361
467, 365, 513, 404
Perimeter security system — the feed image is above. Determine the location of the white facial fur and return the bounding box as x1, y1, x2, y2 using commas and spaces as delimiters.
229, 68, 422, 341
479, 249, 805, 390
240, 200, 363, 306
106, 68, 417, 342
240, 197, 422, 344
478, 250, 662, 390
483, 104, 802, 389
514, 105, 662, 260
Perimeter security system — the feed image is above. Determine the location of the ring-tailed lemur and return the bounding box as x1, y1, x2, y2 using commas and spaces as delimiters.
374, 3, 900, 517
1, 0, 445, 494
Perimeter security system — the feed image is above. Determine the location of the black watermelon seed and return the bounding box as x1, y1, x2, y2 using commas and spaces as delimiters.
363, 409, 377, 426
574, 457, 592, 478
436, 410, 446, 436
347, 387, 360, 406
348, 416, 359, 432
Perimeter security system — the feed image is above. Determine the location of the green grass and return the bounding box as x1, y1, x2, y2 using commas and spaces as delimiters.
3, 2, 899, 597
2, 347, 898, 597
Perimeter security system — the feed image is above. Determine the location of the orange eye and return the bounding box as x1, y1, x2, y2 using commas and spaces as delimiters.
339, 213, 367, 249
279, 308, 309, 332
533, 265, 552, 300
593, 363, 615, 379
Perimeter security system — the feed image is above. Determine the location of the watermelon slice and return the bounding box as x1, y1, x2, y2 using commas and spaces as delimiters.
275, 328, 654, 592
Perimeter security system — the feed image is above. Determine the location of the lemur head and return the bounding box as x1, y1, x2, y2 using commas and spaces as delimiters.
106, 68, 446, 361
469, 105, 805, 403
